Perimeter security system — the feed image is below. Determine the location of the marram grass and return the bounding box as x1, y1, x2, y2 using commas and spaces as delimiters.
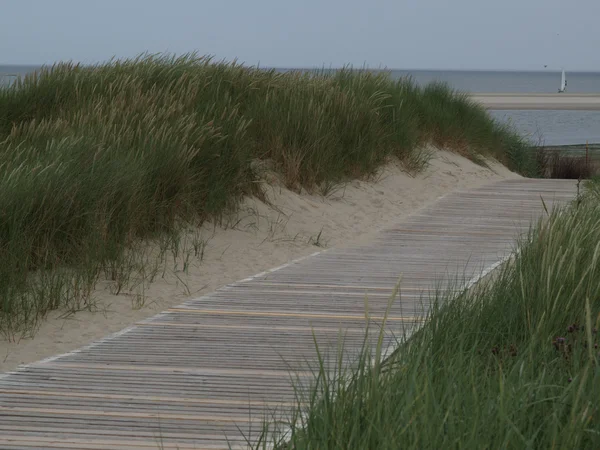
0, 54, 536, 336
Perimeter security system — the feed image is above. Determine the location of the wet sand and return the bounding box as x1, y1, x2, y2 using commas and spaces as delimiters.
471, 93, 600, 110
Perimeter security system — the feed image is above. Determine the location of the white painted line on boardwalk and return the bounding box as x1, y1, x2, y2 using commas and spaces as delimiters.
0, 325, 139, 380
236, 251, 324, 283
179, 250, 326, 304
464, 254, 511, 290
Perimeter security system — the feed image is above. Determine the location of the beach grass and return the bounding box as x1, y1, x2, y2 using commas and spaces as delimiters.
256, 187, 600, 449
0, 54, 536, 336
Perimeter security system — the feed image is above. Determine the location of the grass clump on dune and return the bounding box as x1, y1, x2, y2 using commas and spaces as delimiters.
263, 189, 600, 449
0, 54, 534, 336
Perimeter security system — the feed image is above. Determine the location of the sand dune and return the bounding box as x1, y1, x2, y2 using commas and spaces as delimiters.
0, 149, 520, 373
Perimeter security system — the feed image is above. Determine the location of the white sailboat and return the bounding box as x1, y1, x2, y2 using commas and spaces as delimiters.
558, 69, 567, 93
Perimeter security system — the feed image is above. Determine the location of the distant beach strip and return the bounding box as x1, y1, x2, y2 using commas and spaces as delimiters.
472, 93, 600, 110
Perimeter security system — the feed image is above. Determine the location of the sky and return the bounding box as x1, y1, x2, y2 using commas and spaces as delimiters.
1, 0, 599, 71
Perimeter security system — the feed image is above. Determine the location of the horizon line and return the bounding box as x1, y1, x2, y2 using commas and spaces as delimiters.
1, 62, 600, 74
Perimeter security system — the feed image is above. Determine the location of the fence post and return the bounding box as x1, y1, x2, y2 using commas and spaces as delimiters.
586, 140, 589, 170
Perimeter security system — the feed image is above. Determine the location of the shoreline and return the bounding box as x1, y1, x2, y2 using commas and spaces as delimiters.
471, 93, 600, 110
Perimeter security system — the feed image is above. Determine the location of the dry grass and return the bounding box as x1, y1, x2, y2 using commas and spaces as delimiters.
536, 148, 599, 179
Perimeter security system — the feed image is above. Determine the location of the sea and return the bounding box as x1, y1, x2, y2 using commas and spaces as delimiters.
1, 65, 599, 146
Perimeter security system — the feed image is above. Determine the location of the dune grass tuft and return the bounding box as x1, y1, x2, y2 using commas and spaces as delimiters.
0, 54, 535, 336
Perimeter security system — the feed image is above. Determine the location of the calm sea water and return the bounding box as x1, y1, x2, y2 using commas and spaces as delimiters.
2, 65, 599, 145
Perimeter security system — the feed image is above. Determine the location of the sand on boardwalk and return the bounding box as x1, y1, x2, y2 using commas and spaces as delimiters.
0, 149, 520, 373
471, 93, 600, 110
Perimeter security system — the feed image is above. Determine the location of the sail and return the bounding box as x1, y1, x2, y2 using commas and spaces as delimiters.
560, 69, 566, 92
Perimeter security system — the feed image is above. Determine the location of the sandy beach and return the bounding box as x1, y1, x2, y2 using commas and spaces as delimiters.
471, 93, 600, 110
0, 149, 520, 373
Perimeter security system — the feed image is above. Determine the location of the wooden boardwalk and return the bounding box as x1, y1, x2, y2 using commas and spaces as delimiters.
0, 179, 576, 449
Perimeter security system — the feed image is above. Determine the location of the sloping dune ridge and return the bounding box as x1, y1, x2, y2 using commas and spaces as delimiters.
0, 148, 520, 373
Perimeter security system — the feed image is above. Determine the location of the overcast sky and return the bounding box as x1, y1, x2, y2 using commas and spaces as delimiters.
1, 0, 599, 71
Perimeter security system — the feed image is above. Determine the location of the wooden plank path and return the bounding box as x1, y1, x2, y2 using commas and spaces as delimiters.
0, 179, 576, 449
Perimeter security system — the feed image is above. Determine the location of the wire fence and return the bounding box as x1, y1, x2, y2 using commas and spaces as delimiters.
530, 142, 600, 179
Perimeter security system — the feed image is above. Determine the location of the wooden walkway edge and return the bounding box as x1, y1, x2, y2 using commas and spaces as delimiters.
0, 179, 576, 449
